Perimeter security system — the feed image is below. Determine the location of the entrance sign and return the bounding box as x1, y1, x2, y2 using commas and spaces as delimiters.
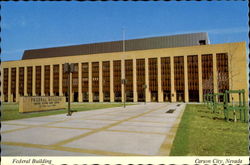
19, 96, 66, 113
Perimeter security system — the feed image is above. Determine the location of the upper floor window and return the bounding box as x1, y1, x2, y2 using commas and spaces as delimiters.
199, 40, 206, 45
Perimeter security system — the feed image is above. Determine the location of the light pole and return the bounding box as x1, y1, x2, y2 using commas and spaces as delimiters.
121, 79, 127, 108
64, 63, 75, 116
143, 84, 147, 105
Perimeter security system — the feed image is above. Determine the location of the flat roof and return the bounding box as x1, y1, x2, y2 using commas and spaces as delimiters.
22, 32, 209, 60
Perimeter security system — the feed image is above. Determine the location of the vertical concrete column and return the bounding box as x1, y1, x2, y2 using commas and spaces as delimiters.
24, 66, 28, 96
50, 65, 54, 96
88, 62, 93, 102
78, 63, 82, 102
157, 57, 163, 102
121, 59, 125, 102
170, 56, 176, 102
8, 68, 11, 102
16, 67, 19, 102
133, 58, 138, 102
99, 61, 103, 102
145, 58, 150, 102
110, 60, 114, 102
32, 66, 36, 96
184, 56, 189, 102
213, 53, 218, 93
198, 55, 203, 102
59, 64, 63, 96
41, 65, 45, 96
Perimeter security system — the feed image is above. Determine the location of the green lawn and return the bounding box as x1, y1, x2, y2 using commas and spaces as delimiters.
1, 102, 132, 121
170, 104, 249, 156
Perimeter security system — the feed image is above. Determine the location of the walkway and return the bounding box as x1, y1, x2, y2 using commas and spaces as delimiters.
1, 103, 186, 156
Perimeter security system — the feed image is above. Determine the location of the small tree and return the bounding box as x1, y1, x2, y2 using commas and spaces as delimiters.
203, 73, 214, 101
216, 44, 240, 122
227, 45, 241, 122
217, 72, 229, 92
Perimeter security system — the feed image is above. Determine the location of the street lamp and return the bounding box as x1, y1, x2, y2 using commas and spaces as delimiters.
121, 79, 127, 108
142, 84, 147, 105
64, 63, 76, 116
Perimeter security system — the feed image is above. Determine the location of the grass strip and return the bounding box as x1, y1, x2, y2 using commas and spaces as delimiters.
1, 103, 133, 121
170, 104, 248, 156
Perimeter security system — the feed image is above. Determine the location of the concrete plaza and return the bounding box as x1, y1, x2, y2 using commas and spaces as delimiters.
1, 103, 186, 156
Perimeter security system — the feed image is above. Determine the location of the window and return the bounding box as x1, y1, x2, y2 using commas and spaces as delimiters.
216, 53, 229, 93
202, 54, 213, 95
11, 68, 16, 94
3, 68, 9, 95
199, 40, 206, 45
53, 65, 59, 93
36, 66, 42, 95
72, 63, 78, 92
92, 62, 99, 92
82, 63, 89, 92
161, 57, 171, 91
113, 60, 121, 92
102, 61, 110, 92
174, 56, 185, 102
27, 66, 33, 95
149, 58, 158, 91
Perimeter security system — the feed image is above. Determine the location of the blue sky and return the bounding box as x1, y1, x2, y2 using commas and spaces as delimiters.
1, 1, 248, 61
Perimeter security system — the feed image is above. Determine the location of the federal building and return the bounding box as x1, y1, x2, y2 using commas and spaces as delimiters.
1, 32, 248, 103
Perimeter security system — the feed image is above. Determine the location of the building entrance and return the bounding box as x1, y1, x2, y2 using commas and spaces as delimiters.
83, 92, 89, 102
103, 92, 110, 102
151, 91, 158, 102
114, 92, 121, 102
176, 90, 184, 102
93, 92, 99, 102
163, 91, 171, 102
189, 90, 199, 102
137, 92, 145, 102
65, 92, 68, 102
73, 92, 78, 102
126, 91, 133, 102
12, 93, 16, 102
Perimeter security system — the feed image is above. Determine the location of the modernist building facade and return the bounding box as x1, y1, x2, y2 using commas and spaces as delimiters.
1, 32, 248, 103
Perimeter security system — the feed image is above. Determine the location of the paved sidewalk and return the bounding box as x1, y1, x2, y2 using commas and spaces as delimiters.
1, 103, 186, 156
